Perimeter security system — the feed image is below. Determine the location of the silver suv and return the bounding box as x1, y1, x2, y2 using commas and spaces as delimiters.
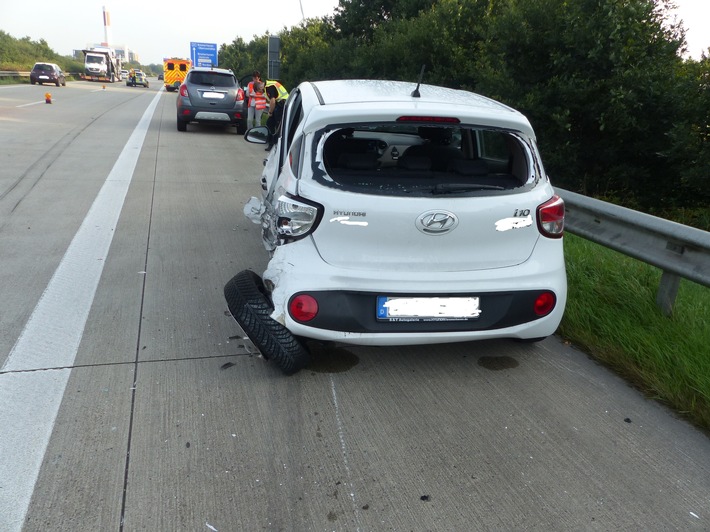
225, 79, 567, 374
176, 67, 247, 133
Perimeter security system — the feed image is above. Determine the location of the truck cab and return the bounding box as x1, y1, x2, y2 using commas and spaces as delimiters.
82, 47, 121, 83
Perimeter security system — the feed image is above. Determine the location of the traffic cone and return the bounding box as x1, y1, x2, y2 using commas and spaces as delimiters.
45, 93, 52, 104
102, 85, 106, 90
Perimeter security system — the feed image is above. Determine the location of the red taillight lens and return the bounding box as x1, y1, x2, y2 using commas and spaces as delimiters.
236, 88, 245, 102
290, 295, 318, 322
537, 194, 565, 238
179, 84, 188, 97
534, 291, 556, 316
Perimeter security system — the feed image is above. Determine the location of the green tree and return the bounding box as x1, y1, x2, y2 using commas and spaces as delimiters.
280, 19, 344, 87
475, 0, 688, 209
663, 54, 710, 209
329, 0, 436, 42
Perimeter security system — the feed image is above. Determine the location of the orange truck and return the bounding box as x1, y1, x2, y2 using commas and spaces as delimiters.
163, 58, 191, 91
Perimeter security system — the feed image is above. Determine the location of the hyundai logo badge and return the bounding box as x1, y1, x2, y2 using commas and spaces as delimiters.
416, 210, 459, 235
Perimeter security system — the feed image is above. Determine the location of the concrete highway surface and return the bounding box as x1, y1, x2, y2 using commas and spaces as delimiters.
1, 80, 709, 531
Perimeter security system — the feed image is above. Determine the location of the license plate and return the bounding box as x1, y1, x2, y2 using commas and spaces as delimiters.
202, 91, 224, 99
39, 75, 49, 79
377, 296, 481, 322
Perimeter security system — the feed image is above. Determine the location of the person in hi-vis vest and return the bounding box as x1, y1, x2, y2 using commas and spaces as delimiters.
246, 70, 267, 129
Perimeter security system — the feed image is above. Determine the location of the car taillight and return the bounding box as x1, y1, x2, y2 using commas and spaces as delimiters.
275, 195, 323, 241
179, 84, 188, 97
289, 294, 319, 322
537, 194, 564, 238
236, 88, 245, 102
534, 291, 556, 316
397, 116, 460, 124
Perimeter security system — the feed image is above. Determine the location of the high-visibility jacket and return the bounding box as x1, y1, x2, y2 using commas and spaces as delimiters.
248, 81, 267, 110
265, 80, 289, 101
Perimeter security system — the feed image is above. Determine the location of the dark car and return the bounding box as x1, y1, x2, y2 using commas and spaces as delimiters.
176, 67, 247, 133
30, 63, 66, 86
126, 71, 149, 88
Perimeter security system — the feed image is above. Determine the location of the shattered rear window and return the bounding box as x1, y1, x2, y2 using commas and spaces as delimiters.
315, 123, 535, 197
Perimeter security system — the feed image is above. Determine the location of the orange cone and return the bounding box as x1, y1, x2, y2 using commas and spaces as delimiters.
45, 93, 52, 104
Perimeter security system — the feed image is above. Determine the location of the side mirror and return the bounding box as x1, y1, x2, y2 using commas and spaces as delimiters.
245, 126, 269, 144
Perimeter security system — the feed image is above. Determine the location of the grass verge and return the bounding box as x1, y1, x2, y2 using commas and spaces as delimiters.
558, 233, 710, 432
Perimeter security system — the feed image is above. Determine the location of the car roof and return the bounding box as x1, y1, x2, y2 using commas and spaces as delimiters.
189, 66, 233, 74
299, 79, 535, 137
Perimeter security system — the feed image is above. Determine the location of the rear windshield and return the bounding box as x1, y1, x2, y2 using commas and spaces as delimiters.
34, 64, 54, 72
188, 72, 235, 87
314, 123, 537, 196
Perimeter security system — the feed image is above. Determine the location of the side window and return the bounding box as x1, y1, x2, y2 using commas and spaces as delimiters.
289, 135, 304, 176
478, 130, 509, 161
279, 90, 303, 161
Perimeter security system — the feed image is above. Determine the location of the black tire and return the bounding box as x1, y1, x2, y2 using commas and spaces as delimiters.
224, 270, 310, 375
513, 336, 548, 343
177, 118, 187, 132
55, 80, 60, 87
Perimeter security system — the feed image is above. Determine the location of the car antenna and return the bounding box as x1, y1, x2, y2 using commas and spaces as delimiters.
411, 65, 426, 98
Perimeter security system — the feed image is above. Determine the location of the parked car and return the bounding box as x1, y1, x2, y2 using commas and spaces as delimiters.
224, 79, 567, 374
127, 71, 149, 88
120, 69, 129, 80
30, 63, 66, 86
176, 67, 247, 133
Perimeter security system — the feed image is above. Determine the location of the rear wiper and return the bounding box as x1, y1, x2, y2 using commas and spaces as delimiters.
432, 183, 505, 194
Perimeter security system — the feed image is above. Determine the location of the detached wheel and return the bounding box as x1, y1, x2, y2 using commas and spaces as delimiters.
224, 270, 310, 375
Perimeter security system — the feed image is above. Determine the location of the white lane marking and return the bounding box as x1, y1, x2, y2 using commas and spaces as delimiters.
0, 89, 162, 531
16, 100, 47, 108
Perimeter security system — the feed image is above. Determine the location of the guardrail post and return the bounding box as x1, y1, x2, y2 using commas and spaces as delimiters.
656, 271, 681, 317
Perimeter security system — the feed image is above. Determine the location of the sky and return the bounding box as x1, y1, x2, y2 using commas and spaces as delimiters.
1, 0, 708, 65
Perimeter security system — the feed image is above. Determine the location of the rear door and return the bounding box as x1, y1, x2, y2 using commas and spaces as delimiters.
301, 123, 550, 272
301, 181, 550, 272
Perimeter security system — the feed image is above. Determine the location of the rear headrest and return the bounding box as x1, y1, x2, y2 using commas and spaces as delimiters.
448, 159, 488, 176
337, 152, 380, 170
398, 155, 432, 171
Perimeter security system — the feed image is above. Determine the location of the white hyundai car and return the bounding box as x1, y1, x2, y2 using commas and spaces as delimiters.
225, 79, 566, 374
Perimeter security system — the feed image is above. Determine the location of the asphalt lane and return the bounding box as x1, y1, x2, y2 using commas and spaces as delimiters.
0, 80, 709, 531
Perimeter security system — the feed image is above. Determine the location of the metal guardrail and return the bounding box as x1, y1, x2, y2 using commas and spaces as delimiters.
0, 71, 30, 77
557, 187, 710, 315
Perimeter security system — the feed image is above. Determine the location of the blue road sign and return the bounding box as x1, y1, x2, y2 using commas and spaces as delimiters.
190, 42, 218, 67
